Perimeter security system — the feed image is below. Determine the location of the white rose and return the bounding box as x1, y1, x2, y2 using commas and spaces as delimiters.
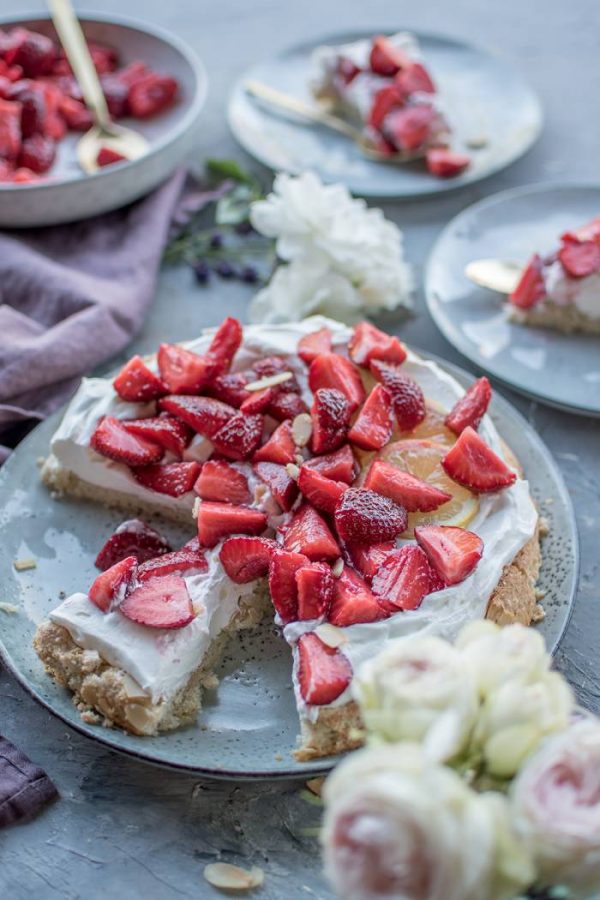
511, 718, 600, 898
353, 636, 478, 762
457, 621, 550, 698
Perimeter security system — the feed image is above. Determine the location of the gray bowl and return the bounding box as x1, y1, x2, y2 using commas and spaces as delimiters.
0, 13, 207, 227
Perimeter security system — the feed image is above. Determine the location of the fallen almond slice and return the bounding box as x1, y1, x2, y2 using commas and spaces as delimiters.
315, 622, 347, 648
245, 372, 293, 391
292, 413, 312, 448
286, 463, 300, 480
331, 558, 344, 578
13, 558, 37, 572
203, 863, 264, 892
305, 776, 325, 796
0, 602, 18, 614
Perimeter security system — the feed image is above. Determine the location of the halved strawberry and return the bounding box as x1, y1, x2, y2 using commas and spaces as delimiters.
558, 236, 600, 278
372, 545, 434, 612
308, 353, 366, 412
157, 343, 216, 394
89, 555, 137, 612
385, 104, 436, 151
368, 83, 407, 131
282, 505, 340, 561
346, 542, 394, 581
268, 548, 308, 623
396, 62, 436, 95
297, 466, 347, 515
442, 427, 516, 493
328, 566, 388, 626
370, 361, 426, 430
240, 386, 276, 414
113, 355, 166, 402
415, 524, 483, 585
120, 575, 195, 629
90, 416, 164, 466
95, 519, 171, 571
194, 460, 251, 504
564, 216, 600, 244
335, 488, 408, 544
137, 547, 208, 581
509, 254, 545, 309
267, 392, 308, 421
252, 355, 300, 391
123, 414, 192, 457
296, 562, 334, 620
133, 461, 201, 496
311, 388, 352, 454
303, 444, 356, 484
297, 632, 352, 705
205, 316, 242, 375
254, 461, 298, 511
207, 371, 252, 407
347, 384, 393, 451
425, 148, 470, 178
298, 327, 333, 364
445, 378, 492, 435
369, 35, 412, 76
219, 535, 277, 583
211, 413, 264, 460
364, 460, 451, 512
197, 502, 267, 548
159, 394, 234, 438
348, 322, 407, 367
253, 420, 296, 465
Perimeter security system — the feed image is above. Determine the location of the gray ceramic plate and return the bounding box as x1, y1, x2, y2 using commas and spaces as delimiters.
0, 356, 578, 779
426, 183, 600, 416
228, 30, 542, 198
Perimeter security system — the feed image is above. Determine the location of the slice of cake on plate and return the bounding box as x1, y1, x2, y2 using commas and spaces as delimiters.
34, 316, 540, 758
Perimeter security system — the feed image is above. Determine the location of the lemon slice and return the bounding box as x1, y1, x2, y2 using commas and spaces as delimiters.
404, 403, 456, 446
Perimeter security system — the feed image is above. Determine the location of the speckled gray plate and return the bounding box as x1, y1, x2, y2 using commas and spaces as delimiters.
0, 358, 577, 780
426, 183, 600, 416
228, 30, 542, 198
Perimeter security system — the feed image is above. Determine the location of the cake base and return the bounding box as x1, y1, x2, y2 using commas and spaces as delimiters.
510, 300, 600, 335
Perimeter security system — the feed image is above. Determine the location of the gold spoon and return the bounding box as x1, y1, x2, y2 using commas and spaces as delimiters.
48, 0, 149, 174
464, 258, 524, 295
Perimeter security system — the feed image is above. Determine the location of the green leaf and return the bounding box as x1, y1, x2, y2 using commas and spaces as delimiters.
206, 158, 255, 185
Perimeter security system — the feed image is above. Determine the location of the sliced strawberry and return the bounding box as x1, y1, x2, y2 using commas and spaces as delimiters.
385, 104, 436, 151
96, 146, 126, 167
95, 519, 171, 571
442, 427, 516, 493
90, 416, 164, 466
282, 505, 340, 561
123, 414, 191, 457
335, 488, 408, 544
89, 556, 137, 613
426, 148, 470, 178
0, 98, 22, 160
133, 461, 201, 496
346, 542, 394, 582
254, 461, 298, 511
415, 524, 483, 585
297, 466, 347, 515
370, 361, 426, 430
311, 388, 352, 454
368, 83, 407, 131
364, 460, 451, 512
206, 316, 242, 375
17, 134, 55, 174
564, 216, 600, 244
137, 547, 208, 581
211, 413, 264, 460
337, 56, 361, 84
268, 548, 308, 623
4, 29, 56, 78
369, 35, 412, 76
445, 378, 492, 435
252, 356, 300, 392
296, 562, 334, 620
197, 502, 267, 548
195, 460, 251, 504
509, 254, 546, 309
240, 386, 276, 414
253, 420, 296, 465
558, 236, 600, 278
348, 322, 407, 367
267, 392, 308, 421
328, 566, 388, 626
159, 395, 234, 438
127, 73, 178, 118
303, 444, 356, 484
207, 371, 252, 407
298, 327, 333, 364
372, 545, 434, 612
297, 632, 352, 705
113, 355, 167, 402
120, 575, 194, 629
308, 353, 365, 412
396, 62, 436, 95
157, 343, 216, 394
347, 384, 393, 451
219, 535, 277, 583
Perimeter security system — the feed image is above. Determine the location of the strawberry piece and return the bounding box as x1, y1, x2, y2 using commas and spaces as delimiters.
89, 555, 137, 613
197, 502, 267, 548
157, 343, 217, 394
309, 354, 365, 412
9, 83, 46, 138
97, 146, 126, 167
253, 420, 296, 465
297, 466, 347, 515
298, 326, 333, 364
372, 545, 435, 612
369, 35, 412, 76
558, 236, 600, 278
415, 524, 483, 585
509, 254, 546, 309
219, 536, 277, 583
328, 566, 388, 626
297, 633, 353, 705
208, 371, 252, 408
368, 83, 407, 131
370, 361, 426, 431
138, 547, 208, 581
240, 386, 276, 414
195, 459, 251, 504
159, 394, 234, 438
4, 29, 56, 78
296, 562, 334, 620
211, 412, 264, 460
364, 460, 451, 512
426, 148, 470, 178
128, 74, 178, 118
39, 82, 65, 140
564, 216, 600, 244
113, 355, 167, 402
385, 104, 436, 151
347, 384, 393, 451
18, 133, 55, 172
90, 416, 164, 466
268, 548, 308, 623
252, 355, 300, 390
335, 488, 408, 544
396, 62, 436, 95
311, 388, 352, 454
303, 444, 356, 484
445, 377, 492, 435
442, 426, 517, 492
123, 414, 191, 457
254, 461, 298, 511
337, 57, 361, 84
282, 505, 340, 561
348, 321, 407, 367
120, 575, 194, 629
95, 519, 171, 571
0, 98, 22, 160
205, 316, 242, 375
267, 391, 308, 421
133, 461, 201, 496
346, 542, 394, 582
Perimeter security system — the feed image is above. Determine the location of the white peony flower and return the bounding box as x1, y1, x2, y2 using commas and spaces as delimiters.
456, 620, 550, 698
353, 636, 478, 762
511, 718, 600, 898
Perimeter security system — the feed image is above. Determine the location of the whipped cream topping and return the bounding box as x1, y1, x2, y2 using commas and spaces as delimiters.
543, 259, 600, 319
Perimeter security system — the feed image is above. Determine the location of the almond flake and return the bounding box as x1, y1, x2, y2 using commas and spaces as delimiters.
13, 558, 37, 572
292, 413, 312, 448
305, 777, 325, 796
204, 863, 264, 891
192, 496, 202, 518
315, 622, 348, 647
331, 559, 344, 578
0, 602, 18, 614
286, 463, 300, 480
245, 372, 293, 392
466, 135, 488, 149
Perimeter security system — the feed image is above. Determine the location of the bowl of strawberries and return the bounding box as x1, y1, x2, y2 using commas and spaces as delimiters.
0, 13, 207, 226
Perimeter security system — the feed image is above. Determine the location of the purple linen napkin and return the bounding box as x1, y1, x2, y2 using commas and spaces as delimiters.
0, 735, 57, 827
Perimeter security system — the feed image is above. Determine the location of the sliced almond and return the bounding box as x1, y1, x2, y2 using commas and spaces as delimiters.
192, 496, 202, 518
331, 559, 344, 578
0, 602, 18, 614
286, 463, 300, 480
292, 413, 312, 448
245, 372, 293, 392
315, 622, 348, 648
466, 135, 488, 149
13, 558, 37, 572
203, 863, 264, 891
305, 777, 325, 797
121, 673, 150, 702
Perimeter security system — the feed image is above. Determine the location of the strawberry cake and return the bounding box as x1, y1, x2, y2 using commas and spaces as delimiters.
311, 32, 470, 178
34, 316, 540, 760
509, 216, 600, 334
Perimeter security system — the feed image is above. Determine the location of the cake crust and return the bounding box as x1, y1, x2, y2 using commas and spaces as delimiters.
510, 301, 600, 335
